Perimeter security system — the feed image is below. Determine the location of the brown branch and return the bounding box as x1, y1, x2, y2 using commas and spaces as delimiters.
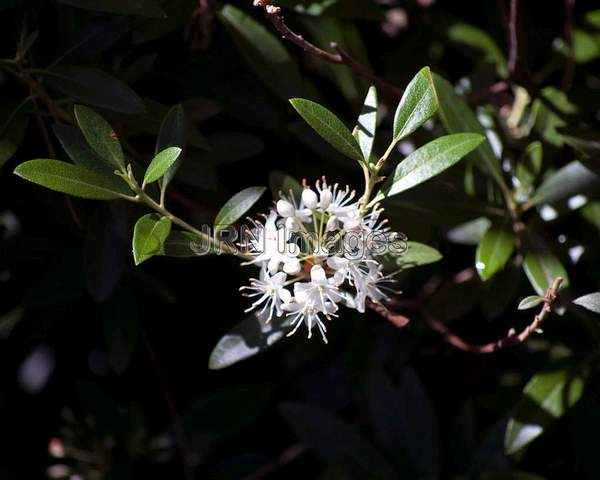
367, 299, 410, 328
252, 1, 404, 98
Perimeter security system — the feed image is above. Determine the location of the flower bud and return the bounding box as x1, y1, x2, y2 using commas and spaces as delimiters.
319, 188, 332, 209
302, 188, 318, 209
276, 199, 295, 218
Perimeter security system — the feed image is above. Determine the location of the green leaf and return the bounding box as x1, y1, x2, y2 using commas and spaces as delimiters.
268, 170, 303, 201
523, 234, 570, 296
218, 4, 303, 100
377, 241, 442, 271
279, 402, 397, 480
533, 87, 578, 147
143, 147, 182, 185
160, 231, 215, 257
289, 98, 364, 163
132, 214, 172, 265
103, 287, 139, 375
558, 126, 600, 175
0, 108, 28, 168
47, 67, 145, 114
376, 133, 484, 200
432, 73, 504, 185
156, 104, 187, 187
392, 66, 437, 144
573, 293, 600, 314
446, 22, 508, 77
74, 105, 125, 171
57, 0, 165, 18
514, 141, 543, 201
518, 296, 545, 310
14, 159, 130, 199
527, 161, 599, 207
353, 85, 378, 162
475, 224, 515, 281
208, 313, 289, 370
582, 201, 600, 229
214, 186, 266, 232
52, 124, 111, 175
505, 368, 585, 455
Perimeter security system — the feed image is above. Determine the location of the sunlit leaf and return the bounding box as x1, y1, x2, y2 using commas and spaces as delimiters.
290, 98, 364, 163
505, 368, 585, 454
518, 296, 545, 311
572, 293, 600, 314
143, 147, 182, 185
377, 241, 442, 271
132, 213, 172, 265
214, 186, 266, 232
353, 85, 377, 162
14, 159, 130, 199
527, 161, 599, 207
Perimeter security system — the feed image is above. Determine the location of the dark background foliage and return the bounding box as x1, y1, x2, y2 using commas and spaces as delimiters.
1, 0, 600, 478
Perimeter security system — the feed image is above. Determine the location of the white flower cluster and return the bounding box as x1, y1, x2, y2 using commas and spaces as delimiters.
240, 179, 399, 343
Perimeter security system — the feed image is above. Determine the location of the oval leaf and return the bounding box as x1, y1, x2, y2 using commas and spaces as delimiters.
74, 105, 125, 171
523, 234, 570, 296
392, 66, 437, 143
377, 241, 442, 271
475, 225, 515, 280
518, 296, 545, 310
48, 67, 145, 114
143, 147, 182, 185
505, 369, 585, 455
573, 292, 600, 314
528, 161, 599, 207
14, 159, 130, 199
377, 133, 484, 200
214, 186, 266, 231
353, 85, 378, 162
132, 214, 172, 265
289, 98, 364, 163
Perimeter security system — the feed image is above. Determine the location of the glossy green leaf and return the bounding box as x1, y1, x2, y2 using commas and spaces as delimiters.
433, 73, 504, 185
573, 293, 600, 314
57, 0, 165, 18
376, 133, 484, 200
527, 161, 599, 207
208, 312, 289, 370
47, 67, 145, 114
392, 66, 437, 143
378, 241, 442, 271
279, 402, 397, 479
523, 235, 570, 296
505, 369, 585, 454
74, 105, 125, 171
143, 147, 182, 185
53, 124, 111, 175
289, 98, 364, 163
353, 85, 378, 162
214, 186, 266, 232
218, 4, 303, 100
103, 287, 139, 375
518, 296, 545, 310
476, 224, 515, 280
156, 104, 187, 186
14, 159, 130, 199
132, 214, 172, 265
0, 108, 28, 168
160, 231, 215, 257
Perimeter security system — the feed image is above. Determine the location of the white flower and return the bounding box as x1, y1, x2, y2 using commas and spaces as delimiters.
240, 268, 292, 321
301, 188, 318, 209
354, 263, 391, 313
277, 191, 312, 223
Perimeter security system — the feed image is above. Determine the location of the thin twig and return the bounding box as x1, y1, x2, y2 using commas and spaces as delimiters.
242, 443, 306, 480
367, 300, 410, 328
253, 0, 404, 98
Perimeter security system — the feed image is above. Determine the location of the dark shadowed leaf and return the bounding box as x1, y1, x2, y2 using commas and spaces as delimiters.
156, 104, 187, 186
214, 186, 266, 232
143, 147, 182, 185
353, 85, 378, 162
475, 224, 514, 280
205, 132, 263, 165
14, 159, 130, 199
132, 214, 172, 265
53, 124, 112, 175
160, 231, 215, 257
569, 397, 600, 480
572, 293, 600, 314
367, 368, 439, 477
58, 0, 165, 18
74, 105, 125, 171
268, 170, 303, 200
48, 67, 145, 114
515, 141, 542, 202
528, 161, 599, 207
376, 133, 484, 200
558, 126, 600, 175
0, 108, 28, 168
103, 286, 139, 375
433, 73, 504, 185
218, 4, 303, 100
392, 66, 437, 143
208, 313, 289, 370
505, 368, 585, 455
518, 296, 545, 311
290, 98, 364, 163
279, 402, 397, 479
